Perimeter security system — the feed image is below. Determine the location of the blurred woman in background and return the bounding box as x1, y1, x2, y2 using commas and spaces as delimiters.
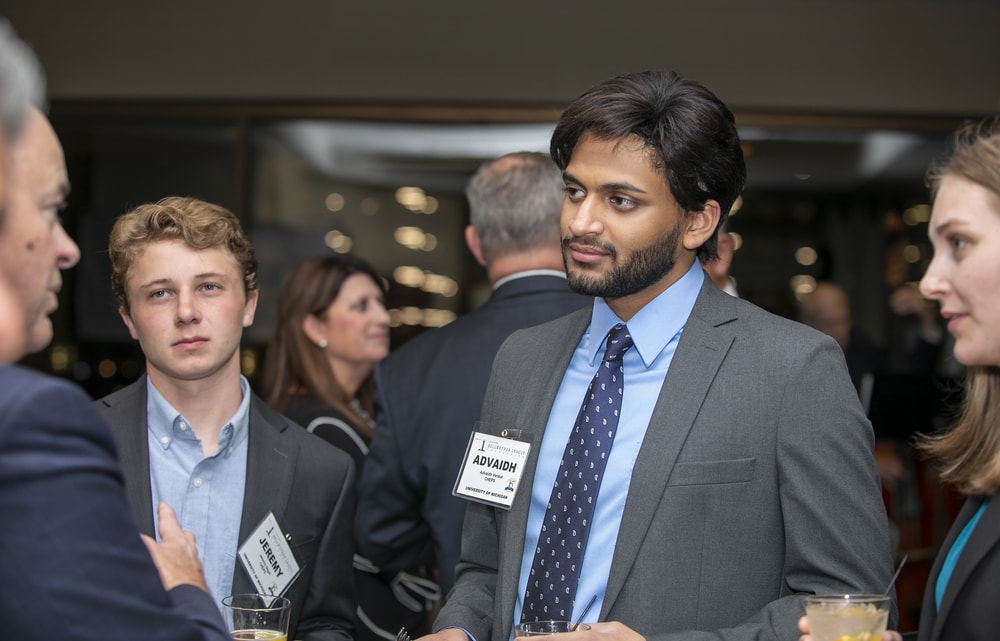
263, 253, 390, 472
906, 118, 1000, 641
265, 254, 438, 641
800, 118, 1000, 641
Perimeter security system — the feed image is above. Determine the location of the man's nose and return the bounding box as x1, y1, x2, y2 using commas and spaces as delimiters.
55, 222, 80, 269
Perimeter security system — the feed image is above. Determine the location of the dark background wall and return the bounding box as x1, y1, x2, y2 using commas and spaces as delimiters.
6, 0, 999, 116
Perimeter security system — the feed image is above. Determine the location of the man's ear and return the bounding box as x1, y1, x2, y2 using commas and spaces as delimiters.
683, 200, 722, 250
118, 307, 139, 341
242, 289, 259, 328
465, 225, 486, 267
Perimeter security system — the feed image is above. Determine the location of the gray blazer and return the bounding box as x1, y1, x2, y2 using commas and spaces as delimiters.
434, 279, 894, 641
96, 378, 357, 641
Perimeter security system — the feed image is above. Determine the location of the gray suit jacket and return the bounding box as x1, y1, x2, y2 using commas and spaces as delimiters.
434, 279, 894, 641
96, 377, 357, 641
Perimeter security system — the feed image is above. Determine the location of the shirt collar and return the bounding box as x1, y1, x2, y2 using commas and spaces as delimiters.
493, 269, 567, 290
146, 375, 252, 456
586, 260, 704, 368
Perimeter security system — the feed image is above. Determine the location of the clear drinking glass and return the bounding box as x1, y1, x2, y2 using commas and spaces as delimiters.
514, 621, 592, 636
804, 594, 891, 641
222, 594, 292, 641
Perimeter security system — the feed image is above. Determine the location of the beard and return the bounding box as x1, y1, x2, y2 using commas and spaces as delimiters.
561, 221, 683, 299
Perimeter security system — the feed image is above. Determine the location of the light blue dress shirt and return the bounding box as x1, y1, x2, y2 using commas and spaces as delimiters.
513, 261, 704, 627
147, 376, 251, 615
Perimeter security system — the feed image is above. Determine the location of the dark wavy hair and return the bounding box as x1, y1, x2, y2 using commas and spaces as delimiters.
550, 70, 746, 262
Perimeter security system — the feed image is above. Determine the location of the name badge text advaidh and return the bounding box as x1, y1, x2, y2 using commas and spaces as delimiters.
453, 431, 531, 509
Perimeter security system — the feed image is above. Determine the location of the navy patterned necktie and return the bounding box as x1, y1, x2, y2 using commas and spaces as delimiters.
521, 323, 633, 622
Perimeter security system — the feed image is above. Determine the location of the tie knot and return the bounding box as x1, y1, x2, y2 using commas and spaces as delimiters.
603, 324, 633, 362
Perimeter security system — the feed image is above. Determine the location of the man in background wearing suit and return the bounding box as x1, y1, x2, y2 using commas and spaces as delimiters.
0, 21, 229, 641
357, 152, 590, 598
702, 222, 738, 297
94, 197, 356, 641
426, 71, 893, 641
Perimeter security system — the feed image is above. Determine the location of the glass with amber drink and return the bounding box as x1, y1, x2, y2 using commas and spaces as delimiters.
222, 594, 291, 641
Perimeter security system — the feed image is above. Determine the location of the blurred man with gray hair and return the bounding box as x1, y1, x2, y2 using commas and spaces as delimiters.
0, 20, 229, 641
0, 18, 45, 355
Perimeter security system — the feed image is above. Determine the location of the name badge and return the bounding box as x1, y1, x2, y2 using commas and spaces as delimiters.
453, 430, 531, 510
238, 512, 301, 597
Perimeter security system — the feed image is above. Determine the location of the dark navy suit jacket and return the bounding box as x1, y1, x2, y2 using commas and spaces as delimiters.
917, 493, 1000, 641
356, 273, 589, 595
0, 365, 228, 641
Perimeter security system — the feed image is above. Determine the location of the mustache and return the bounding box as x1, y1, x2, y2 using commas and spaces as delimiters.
561, 235, 617, 260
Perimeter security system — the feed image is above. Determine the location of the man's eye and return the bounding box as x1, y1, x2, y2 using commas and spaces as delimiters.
42, 206, 60, 226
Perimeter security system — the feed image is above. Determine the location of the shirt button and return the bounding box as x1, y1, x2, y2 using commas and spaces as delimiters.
160, 436, 170, 446
178, 422, 188, 431
192, 477, 203, 488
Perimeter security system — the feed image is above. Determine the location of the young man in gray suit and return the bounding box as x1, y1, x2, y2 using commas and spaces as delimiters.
426, 71, 894, 641
357, 152, 589, 603
94, 197, 356, 641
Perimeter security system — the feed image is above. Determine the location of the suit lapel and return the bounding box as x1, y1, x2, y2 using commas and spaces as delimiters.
104, 378, 156, 536
232, 395, 299, 594
495, 309, 591, 639
929, 493, 1000, 641
602, 281, 736, 617
920, 497, 972, 641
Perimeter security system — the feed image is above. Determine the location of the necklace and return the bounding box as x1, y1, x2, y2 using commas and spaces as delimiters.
350, 397, 375, 429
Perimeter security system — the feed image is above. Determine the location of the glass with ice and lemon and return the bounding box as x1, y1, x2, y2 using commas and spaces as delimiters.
804, 594, 891, 641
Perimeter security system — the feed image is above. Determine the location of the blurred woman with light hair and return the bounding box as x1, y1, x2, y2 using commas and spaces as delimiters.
800, 117, 1000, 641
